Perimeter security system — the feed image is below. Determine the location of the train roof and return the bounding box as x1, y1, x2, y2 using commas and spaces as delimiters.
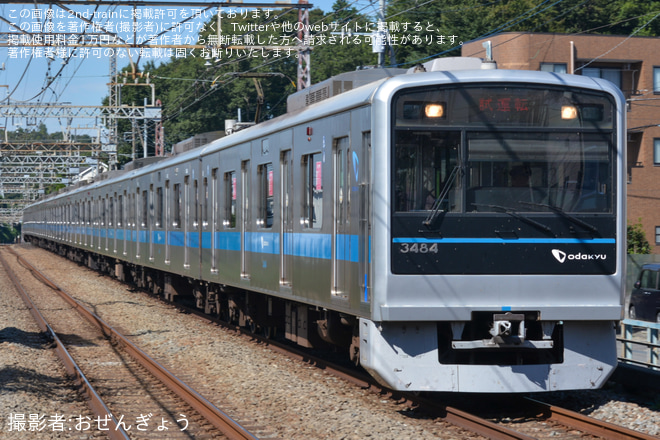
24, 58, 624, 211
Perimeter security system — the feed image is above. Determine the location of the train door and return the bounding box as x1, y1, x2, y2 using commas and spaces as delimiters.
359, 132, 371, 304
97, 196, 102, 250
102, 196, 112, 252
211, 169, 218, 274
136, 189, 142, 259
332, 136, 350, 298
280, 150, 293, 286
184, 176, 190, 269
120, 192, 127, 257
241, 160, 251, 279
111, 194, 117, 254
149, 185, 154, 261
164, 181, 170, 264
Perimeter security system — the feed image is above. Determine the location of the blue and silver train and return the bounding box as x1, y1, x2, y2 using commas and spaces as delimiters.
23, 57, 626, 392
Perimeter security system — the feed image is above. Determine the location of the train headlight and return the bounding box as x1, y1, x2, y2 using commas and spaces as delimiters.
424, 103, 445, 118
561, 105, 578, 120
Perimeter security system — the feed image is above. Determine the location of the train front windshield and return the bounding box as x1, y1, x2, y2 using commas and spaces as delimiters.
391, 84, 618, 275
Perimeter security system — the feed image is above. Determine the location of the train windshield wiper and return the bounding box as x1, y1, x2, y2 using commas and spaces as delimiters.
471, 203, 555, 236
423, 165, 461, 227
519, 201, 598, 233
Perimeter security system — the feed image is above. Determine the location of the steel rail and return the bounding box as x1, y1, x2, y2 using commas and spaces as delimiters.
0, 251, 130, 440
7, 247, 260, 440
178, 301, 537, 440
525, 397, 658, 440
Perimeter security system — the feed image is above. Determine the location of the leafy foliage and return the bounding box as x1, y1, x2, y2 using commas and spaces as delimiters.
386, 0, 660, 66
0, 224, 20, 244
627, 219, 651, 254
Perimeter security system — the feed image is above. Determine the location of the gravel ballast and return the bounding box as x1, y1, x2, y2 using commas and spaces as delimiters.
2, 244, 659, 439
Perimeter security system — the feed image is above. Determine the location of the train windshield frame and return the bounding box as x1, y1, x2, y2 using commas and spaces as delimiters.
392, 84, 617, 216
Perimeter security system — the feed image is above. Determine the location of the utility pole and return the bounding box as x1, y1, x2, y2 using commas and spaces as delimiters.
377, 0, 386, 67
297, 0, 311, 90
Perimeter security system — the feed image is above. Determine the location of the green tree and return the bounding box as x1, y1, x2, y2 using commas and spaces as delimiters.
385, 0, 660, 67
0, 224, 20, 244
627, 219, 651, 254
309, 0, 376, 81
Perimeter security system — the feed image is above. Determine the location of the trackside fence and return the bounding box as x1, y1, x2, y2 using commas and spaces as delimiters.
618, 319, 660, 370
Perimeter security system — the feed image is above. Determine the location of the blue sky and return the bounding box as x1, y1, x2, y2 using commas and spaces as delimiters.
0, 0, 350, 133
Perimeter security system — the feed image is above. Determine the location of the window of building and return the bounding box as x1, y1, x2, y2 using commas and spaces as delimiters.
654, 67, 660, 93
302, 153, 323, 228
581, 67, 621, 89
656, 226, 660, 245
540, 63, 567, 74
654, 139, 660, 166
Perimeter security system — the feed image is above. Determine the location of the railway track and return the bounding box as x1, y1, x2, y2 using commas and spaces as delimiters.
0, 246, 266, 440
4, 244, 658, 439
219, 322, 659, 440
150, 278, 658, 440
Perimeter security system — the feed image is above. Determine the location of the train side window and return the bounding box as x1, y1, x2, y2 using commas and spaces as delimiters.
109, 196, 114, 226
258, 163, 274, 228
156, 187, 163, 227
302, 153, 323, 228
211, 169, 218, 230
202, 177, 208, 227
224, 171, 236, 228
193, 179, 199, 227
173, 183, 182, 228
118, 195, 123, 227
142, 190, 148, 228
101, 197, 106, 226
129, 192, 135, 227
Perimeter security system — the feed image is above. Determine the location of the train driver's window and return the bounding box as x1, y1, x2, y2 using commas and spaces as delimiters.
302, 153, 323, 228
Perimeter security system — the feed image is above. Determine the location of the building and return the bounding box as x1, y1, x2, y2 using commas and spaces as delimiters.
463, 32, 660, 253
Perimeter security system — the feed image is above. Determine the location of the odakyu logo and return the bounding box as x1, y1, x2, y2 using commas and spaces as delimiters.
552, 249, 607, 263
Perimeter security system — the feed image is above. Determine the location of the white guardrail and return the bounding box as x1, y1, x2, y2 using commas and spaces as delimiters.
618, 319, 660, 370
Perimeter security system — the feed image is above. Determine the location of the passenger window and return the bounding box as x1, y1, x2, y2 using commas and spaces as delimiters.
101, 197, 106, 226
302, 153, 323, 228
142, 190, 148, 228
118, 195, 123, 227
156, 187, 163, 227
193, 179, 199, 227
173, 183, 182, 228
258, 163, 274, 228
224, 171, 237, 228
202, 177, 209, 226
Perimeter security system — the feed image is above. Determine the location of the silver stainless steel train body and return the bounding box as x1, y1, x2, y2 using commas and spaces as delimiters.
22, 58, 626, 393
